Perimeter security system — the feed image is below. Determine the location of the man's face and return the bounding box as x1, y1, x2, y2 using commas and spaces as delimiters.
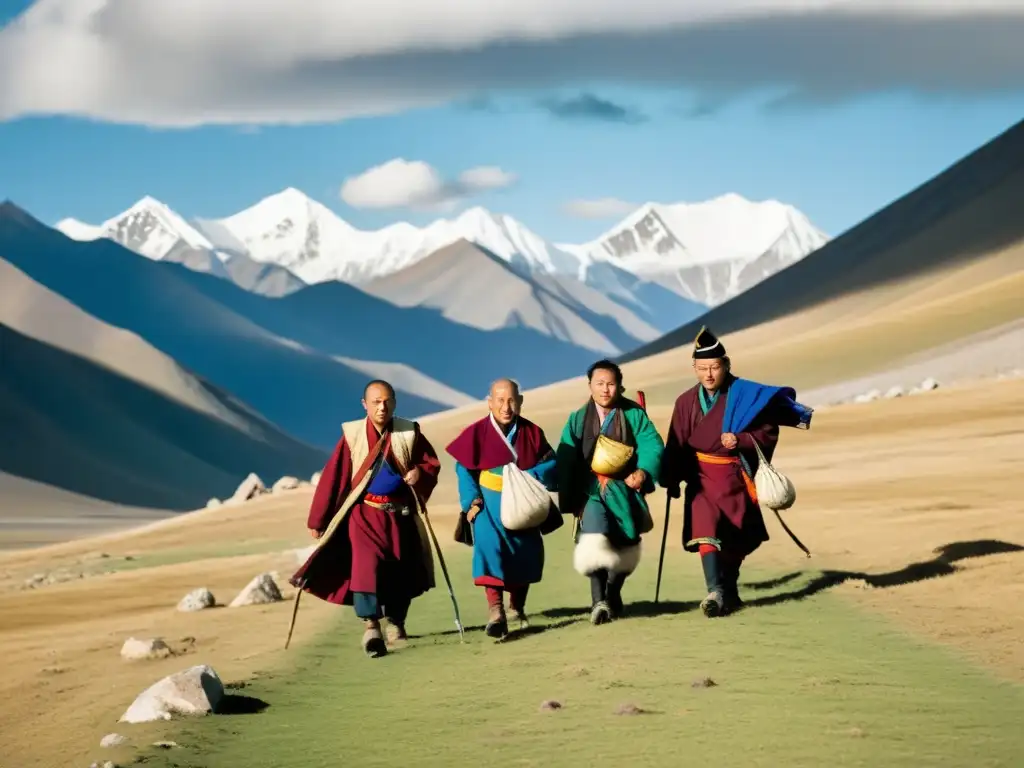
362, 383, 395, 428
488, 382, 522, 426
589, 367, 620, 409
694, 358, 728, 392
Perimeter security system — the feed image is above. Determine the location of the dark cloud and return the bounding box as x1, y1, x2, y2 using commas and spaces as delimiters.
538, 93, 647, 123
4, 8, 1024, 126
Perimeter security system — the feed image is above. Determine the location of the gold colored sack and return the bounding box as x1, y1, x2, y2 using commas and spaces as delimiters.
590, 434, 634, 476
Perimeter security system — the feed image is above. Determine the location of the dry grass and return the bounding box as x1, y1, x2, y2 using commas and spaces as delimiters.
1, 378, 1022, 766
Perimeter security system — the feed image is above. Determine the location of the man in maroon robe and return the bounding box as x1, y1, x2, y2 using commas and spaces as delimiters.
659, 327, 811, 618
290, 380, 442, 658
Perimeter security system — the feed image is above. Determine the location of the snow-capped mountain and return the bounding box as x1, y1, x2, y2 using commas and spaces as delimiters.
57, 188, 829, 328
57, 197, 306, 297
559, 193, 830, 305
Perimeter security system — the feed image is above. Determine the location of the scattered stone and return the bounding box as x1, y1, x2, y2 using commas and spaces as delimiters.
613, 703, 647, 715
539, 699, 562, 711
177, 588, 216, 612
121, 637, 173, 661
910, 377, 941, 395
152, 741, 179, 749
310, 471, 322, 486
89, 761, 117, 768
853, 389, 880, 404
272, 476, 300, 493
120, 664, 225, 724
692, 676, 717, 688
206, 498, 222, 509
883, 385, 905, 399
229, 473, 266, 504
229, 573, 283, 607
100, 733, 128, 748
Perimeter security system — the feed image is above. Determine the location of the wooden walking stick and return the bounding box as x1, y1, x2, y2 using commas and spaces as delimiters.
655, 496, 671, 604
420, 507, 466, 641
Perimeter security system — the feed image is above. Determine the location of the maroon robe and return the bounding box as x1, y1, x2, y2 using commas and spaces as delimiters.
290, 418, 441, 606
445, 414, 552, 473
660, 383, 781, 556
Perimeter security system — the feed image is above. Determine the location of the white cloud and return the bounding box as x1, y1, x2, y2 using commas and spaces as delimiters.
340, 158, 516, 210
1, 1, 1022, 126
562, 197, 637, 219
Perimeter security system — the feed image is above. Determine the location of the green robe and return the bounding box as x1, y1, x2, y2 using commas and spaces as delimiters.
556, 398, 665, 544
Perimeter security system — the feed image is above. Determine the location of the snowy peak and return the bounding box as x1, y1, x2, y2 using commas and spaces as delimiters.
576, 193, 828, 268
57, 195, 215, 261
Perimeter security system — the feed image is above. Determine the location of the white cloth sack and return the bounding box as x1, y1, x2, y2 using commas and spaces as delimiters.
500, 463, 552, 531
751, 441, 796, 511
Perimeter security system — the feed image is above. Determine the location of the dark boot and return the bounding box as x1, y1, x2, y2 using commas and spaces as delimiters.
484, 587, 508, 639
699, 550, 725, 618
721, 556, 744, 615
606, 571, 627, 618
589, 569, 611, 625
507, 586, 529, 628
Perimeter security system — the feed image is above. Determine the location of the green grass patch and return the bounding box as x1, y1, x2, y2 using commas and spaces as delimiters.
134, 535, 1023, 768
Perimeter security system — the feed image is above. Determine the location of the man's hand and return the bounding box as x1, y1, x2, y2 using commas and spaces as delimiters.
624, 469, 647, 490
466, 499, 483, 522
721, 432, 738, 450
404, 467, 421, 486
308, 528, 322, 540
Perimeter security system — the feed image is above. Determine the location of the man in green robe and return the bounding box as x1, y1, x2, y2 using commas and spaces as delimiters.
556, 359, 665, 624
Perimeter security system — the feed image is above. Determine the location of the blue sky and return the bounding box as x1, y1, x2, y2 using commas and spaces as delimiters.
2, 1, 1023, 243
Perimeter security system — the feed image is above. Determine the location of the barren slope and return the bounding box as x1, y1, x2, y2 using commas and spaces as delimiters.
0, 259, 326, 514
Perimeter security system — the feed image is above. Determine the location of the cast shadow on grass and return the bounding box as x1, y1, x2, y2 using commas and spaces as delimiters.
539, 599, 700, 620
501, 617, 583, 643
217, 694, 270, 715
744, 539, 1024, 610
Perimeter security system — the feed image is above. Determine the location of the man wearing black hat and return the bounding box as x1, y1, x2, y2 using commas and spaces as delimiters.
658, 327, 812, 616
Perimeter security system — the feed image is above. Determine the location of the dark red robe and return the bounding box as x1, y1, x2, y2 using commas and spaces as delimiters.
660, 383, 782, 556
290, 418, 441, 606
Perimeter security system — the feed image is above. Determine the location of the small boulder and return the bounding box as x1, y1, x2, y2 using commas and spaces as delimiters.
272, 476, 300, 493
229, 573, 283, 608
692, 676, 717, 688
229, 473, 266, 504
539, 699, 562, 711
120, 664, 225, 724
310, 471, 322, 486
613, 703, 646, 715
883, 385, 905, 399
911, 377, 940, 395
853, 389, 880, 404
177, 588, 215, 612
100, 733, 128, 748
89, 762, 117, 768
121, 637, 173, 661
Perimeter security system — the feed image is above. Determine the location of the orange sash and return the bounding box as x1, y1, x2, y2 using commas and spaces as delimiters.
695, 451, 758, 504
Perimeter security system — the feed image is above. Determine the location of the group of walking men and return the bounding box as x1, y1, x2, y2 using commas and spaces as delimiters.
291, 327, 813, 657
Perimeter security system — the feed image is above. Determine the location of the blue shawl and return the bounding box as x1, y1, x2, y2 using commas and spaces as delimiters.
721, 377, 814, 435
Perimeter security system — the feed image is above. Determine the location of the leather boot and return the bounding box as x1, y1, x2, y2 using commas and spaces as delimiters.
699, 550, 725, 618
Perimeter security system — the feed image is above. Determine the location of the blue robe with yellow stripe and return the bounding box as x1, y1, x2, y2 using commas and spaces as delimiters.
453, 419, 558, 587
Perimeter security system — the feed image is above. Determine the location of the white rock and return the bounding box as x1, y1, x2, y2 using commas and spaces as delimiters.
206, 498, 221, 509
229, 473, 266, 504
310, 471, 322, 486
853, 389, 880, 404
100, 733, 128, 748
914, 377, 940, 393
121, 637, 173, 661
119, 664, 225, 724
272, 476, 300, 493
229, 573, 283, 608
89, 762, 117, 768
177, 588, 215, 612
884, 385, 905, 399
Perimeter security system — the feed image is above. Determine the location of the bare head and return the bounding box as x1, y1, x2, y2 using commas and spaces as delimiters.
487, 378, 522, 426
587, 359, 623, 409
693, 356, 731, 392
362, 380, 396, 429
